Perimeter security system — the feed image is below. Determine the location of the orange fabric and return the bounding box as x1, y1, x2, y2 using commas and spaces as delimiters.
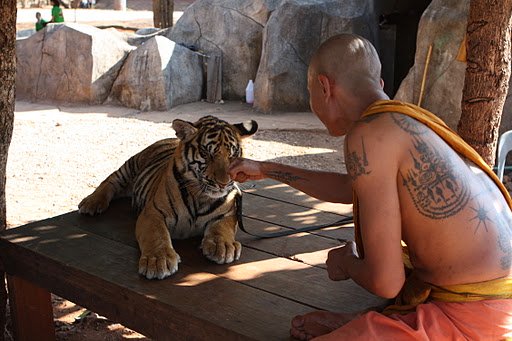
313, 299, 512, 341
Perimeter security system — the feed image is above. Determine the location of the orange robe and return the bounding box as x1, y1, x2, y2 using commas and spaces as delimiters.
314, 300, 512, 341
317, 100, 512, 340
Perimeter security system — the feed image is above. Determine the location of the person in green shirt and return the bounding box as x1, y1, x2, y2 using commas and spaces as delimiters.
35, 12, 47, 31
50, 0, 64, 23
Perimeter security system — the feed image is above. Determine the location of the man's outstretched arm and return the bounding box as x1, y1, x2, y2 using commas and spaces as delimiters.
228, 158, 353, 204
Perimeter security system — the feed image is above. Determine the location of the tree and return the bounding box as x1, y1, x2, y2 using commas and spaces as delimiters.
457, 1, 512, 166
153, 0, 174, 28
0, 0, 16, 338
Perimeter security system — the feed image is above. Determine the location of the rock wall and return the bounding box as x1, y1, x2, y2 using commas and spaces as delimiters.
16, 23, 133, 104
394, 0, 512, 134
168, 0, 277, 99
108, 36, 203, 111
254, 0, 378, 113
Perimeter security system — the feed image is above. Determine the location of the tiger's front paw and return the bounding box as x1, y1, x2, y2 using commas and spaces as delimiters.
78, 192, 110, 215
201, 235, 242, 264
138, 247, 181, 280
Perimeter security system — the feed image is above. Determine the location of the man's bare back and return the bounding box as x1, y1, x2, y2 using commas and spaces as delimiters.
348, 111, 512, 287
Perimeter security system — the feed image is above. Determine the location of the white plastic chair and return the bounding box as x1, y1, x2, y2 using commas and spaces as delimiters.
496, 130, 512, 182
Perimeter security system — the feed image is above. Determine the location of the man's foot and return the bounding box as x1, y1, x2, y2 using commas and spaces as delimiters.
290, 310, 359, 340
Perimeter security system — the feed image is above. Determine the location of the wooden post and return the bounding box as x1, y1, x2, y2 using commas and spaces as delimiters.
206, 54, 223, 103
7, 276, 55, 341
152, 0, 174, 28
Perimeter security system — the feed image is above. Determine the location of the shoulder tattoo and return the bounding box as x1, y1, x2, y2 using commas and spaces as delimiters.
400, 137, 470, 219
391, 113, 429, 136
346, 137, 371, 181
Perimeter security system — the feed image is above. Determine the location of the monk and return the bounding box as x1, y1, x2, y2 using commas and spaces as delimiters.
228, 33, 512, 340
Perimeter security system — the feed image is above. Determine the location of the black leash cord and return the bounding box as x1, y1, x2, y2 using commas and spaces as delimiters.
235, 192, 354, 239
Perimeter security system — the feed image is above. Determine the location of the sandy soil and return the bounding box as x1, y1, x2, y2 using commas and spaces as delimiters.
6, 100, 344, 339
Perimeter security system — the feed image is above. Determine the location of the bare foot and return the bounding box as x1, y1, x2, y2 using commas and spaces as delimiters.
290, 310, 360, 340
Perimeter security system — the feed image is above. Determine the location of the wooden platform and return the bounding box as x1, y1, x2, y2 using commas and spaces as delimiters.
0, 179, 387, 340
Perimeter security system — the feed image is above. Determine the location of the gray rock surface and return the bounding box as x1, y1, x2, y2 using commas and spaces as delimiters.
16, 23, 133, 104
108, 35, 203, 111
254, 0, 379, 113
394, 0, 470, 129
394, 0, 512, 135
168, 0, 277, 99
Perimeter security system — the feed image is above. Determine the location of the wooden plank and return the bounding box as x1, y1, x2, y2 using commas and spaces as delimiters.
173, 241, 387, 313
67, 201, 385, 311
237, 218, 353, 268
3, 201, 385, 313
240, 179, 353, 217
241, 191, 353, 240
0, 223, 322, 341
206, 54, 222, 103
7, 275, 55, 341
72, 198, 353, 268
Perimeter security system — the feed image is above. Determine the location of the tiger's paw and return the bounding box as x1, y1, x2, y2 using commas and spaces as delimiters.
201, 235, 242, 264
138, 247, 181, 280
78, 193, 110, 215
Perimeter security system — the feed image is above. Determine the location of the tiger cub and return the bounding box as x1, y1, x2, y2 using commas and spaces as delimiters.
79, 115, 258, 279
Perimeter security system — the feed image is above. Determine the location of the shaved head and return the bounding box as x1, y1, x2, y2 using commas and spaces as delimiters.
309, 34, 382, 93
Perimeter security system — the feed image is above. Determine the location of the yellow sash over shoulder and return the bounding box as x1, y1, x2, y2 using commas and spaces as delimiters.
354, 100, 512, 312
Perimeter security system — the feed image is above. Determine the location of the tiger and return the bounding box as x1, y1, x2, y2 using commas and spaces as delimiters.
79, 115, 258, 279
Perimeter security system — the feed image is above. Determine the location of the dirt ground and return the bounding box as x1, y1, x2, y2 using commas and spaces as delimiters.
6, 99, 344, 340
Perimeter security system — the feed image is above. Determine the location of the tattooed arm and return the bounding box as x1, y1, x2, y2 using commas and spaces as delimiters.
228, 157, 353, 204
326, 123, 406, 298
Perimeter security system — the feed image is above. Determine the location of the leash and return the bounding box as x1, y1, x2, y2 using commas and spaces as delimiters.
235, 191, 354, 239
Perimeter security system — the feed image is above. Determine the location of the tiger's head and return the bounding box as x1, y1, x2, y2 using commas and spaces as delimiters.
172, 115, 258, 198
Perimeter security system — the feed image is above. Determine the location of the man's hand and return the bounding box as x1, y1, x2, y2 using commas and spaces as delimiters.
326, 241, 358, 281
228, 157, 266, 183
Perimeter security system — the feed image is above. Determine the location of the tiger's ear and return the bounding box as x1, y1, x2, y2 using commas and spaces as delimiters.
233, 120, 258, 138
172, 119, 197, 141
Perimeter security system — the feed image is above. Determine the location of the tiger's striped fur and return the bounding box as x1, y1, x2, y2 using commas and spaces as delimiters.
79, 115, 258, 279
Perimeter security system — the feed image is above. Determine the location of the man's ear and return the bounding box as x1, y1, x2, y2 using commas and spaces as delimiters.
380, 78, 385, 89
317, 74, 332, 100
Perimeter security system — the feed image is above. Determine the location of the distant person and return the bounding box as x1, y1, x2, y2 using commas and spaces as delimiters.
35, 12, 47, 31
50, 0, 64, 23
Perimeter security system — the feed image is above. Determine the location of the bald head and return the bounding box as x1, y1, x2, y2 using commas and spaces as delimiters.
309, 34, 382, 93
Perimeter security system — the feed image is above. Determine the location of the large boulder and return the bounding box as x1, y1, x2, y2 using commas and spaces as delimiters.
16, 23, 134, 104
394, 0, 470, 129
168, 0, 278, 99
254, 0, 380, 113
108, 36, 204, 111
395, 0, 512, 134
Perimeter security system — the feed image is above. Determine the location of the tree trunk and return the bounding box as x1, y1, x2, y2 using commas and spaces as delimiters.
0, 1, 16, 339
153, 0, 174, 28
457, 1, 512, 166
